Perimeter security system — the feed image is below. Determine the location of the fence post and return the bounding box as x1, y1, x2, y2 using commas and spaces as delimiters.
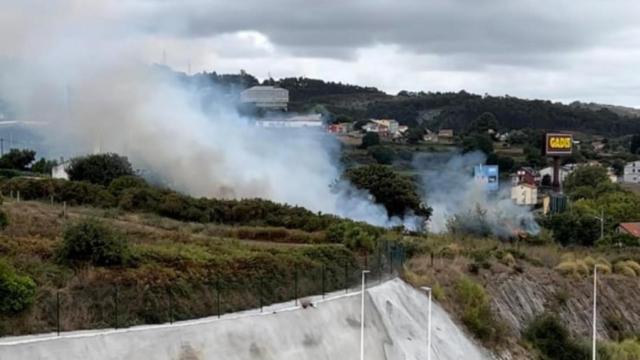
113, 286, 119, 329
377, 244, 382, 283
344, 261, 349, 294
259, 276, 263, 313
294, 266, 299, 306
56, 291, 61, 336
321, 264, 326, 299
216, 278, 221, 319
168, 290, 173, 324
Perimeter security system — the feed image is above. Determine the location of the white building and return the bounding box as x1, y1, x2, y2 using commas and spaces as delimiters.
363, 119, 400, 137
539, 164, 576, 184
623, 161, 640, 183
255, 113, 323, 128
51, 161, 70, 180
240, 86, 289, 111
511, 183, 538, 205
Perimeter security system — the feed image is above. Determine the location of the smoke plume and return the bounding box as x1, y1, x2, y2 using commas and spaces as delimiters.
414, 151, 540, 237
0, 1, 415, 228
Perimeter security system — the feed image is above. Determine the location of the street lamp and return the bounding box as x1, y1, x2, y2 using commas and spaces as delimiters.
360, 270, 370, 360
592, 265, 598, 360
592, 209, 604, 241
421, 287, 433, 360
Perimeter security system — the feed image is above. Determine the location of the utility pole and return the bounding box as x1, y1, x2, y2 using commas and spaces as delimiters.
0, 138, 3, 156
592, 266, 598, 360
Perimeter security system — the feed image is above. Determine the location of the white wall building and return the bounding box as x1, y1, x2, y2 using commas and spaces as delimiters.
511, 183, 538, 205
51, 162, 70, 180
623, 161, 640, 183
240, 86, 289, 111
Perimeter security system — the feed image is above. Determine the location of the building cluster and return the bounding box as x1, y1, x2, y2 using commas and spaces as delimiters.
509, 161, 623, 208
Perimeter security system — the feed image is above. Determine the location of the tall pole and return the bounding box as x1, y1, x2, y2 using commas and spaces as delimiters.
592, 265, 597, 360
593, 209, 605, 241
360, 270, 370, 360
422, 287, 433, 360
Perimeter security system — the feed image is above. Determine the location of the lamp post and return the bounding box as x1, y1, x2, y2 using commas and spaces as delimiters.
421, 287, 433, 360
592, 209, 604, 241
360, 270, 370, 360
592, 265, 598, 360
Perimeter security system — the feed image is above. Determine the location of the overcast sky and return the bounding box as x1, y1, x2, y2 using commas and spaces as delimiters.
3, 0, 640, 107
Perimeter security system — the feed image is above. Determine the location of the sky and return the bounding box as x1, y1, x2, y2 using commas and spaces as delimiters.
2, 0, 640, 107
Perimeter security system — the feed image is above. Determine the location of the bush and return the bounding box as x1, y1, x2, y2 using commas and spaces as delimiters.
108, 175, 148, 197
455, 276, 503, 343
0, 259, 36, 315
58, 218, 131, 267
524, 313, 590, 360
0, 210, 7, 230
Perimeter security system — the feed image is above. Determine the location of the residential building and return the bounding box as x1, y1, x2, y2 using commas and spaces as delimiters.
240, 86, 289, 111
52, 161, 70, 180
511, 183, 538, 205
623, 161, 640, 183
327, 122, 353, 134
619, 222, 640, 238
437, 129, 454, 143
513, 167, 538, 186
363, 119, 400, 138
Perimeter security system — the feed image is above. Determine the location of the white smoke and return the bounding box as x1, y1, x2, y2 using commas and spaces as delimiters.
414, 151, 540, 237
0, 1, 418, 228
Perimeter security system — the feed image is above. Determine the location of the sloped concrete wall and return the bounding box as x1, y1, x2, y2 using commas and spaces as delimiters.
0, 279, 491, 360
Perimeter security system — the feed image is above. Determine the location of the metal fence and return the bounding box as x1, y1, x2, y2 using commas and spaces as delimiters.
7, 241, 407, 337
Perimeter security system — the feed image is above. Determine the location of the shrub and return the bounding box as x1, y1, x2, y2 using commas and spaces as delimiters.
613, 261, 640, 277
0, 210, 7, 230
455, 276, 503, 342
524, 313, 590, 360
0, 259, 36, 315
57, 218, 130, 267
108, 175, 148, 197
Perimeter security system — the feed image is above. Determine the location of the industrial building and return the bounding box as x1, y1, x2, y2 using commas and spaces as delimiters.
240, 86, 289, 111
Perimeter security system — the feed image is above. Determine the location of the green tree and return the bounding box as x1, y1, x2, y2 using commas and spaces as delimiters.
563, 166, 610, 195
406, 127, 424, 144
630, 134, 640, 154
462, 134, 494, 155
57, 218, 131, 266
346, 165, 431, 219
67, 153, 134, 186
368, 145, 395, 165
0, 149, 36, 170
468, 112, 498, 134
30, 158, 57, 174
360, 132, 380, 149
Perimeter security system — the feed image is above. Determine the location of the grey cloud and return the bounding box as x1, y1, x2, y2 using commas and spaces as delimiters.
131, 0, 640, 64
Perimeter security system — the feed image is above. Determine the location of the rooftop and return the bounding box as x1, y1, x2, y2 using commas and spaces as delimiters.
619, 222, 640, 237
